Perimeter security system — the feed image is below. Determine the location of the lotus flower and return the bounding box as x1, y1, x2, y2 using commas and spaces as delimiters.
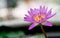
24, 6, 56, 30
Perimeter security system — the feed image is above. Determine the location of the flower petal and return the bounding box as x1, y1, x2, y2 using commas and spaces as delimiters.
42, 6, 45, 13
28, 23, 39, 30
33, 8, 40, 14
42, 21, 53, 26
47, 13, 56, 19
45, 7, 48, 13
40, 6, 43, 14
28, 8, 34, 16
25, 14, 30, 17
47, 8, 52, 16
28, 10, 33, 16
24, 17, 35, 22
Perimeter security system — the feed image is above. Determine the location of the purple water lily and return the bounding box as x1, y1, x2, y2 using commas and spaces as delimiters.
24, 6, 56, 30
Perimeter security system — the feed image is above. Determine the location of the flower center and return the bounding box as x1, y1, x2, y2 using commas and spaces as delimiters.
34, 14, 45, 22
34, 15, 41, 22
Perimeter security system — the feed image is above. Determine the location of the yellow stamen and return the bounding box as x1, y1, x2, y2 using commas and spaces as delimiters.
34, 14, 45, 22
41, 14, 45, 18
34, 15, 41, 22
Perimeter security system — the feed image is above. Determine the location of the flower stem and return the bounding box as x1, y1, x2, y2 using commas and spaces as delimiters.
40, 24, 48, 38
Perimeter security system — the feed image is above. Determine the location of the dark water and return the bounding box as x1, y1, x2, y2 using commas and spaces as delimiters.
0, 24, 60, 38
